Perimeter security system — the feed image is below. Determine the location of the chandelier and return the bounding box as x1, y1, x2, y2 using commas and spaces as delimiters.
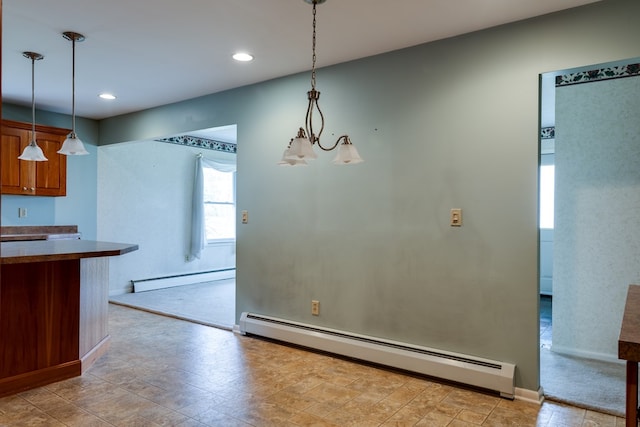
279, 0, 363, 166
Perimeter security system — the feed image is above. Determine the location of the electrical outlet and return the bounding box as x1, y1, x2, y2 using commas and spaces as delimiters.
241, 210, 248, 224
18, 208, 27, 218
311, 300, 320, 316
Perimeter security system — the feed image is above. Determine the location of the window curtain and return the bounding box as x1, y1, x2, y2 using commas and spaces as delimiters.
189, 154, 237, 260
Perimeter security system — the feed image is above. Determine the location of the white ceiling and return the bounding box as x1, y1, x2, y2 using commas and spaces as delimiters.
3, 0, 601, 122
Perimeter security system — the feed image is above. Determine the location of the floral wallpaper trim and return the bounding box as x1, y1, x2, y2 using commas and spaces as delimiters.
556, 63, 640, 87
540, 127, 555, 140
156, 135, 237, 153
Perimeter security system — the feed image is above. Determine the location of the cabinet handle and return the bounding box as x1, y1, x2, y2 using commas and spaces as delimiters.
31, 188, 35, 191
23, 187, 27, 191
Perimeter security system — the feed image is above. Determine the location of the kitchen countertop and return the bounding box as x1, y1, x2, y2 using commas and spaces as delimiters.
620, 285, 640, 362
0, 239, 139, 265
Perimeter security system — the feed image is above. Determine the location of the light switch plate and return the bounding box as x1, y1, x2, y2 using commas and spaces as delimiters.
450, 208, 462, 226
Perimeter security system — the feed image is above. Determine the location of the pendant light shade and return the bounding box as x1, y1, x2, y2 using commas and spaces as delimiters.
278, 138, 309, 166
286, 128, 318, 160
19, 143, 48, 161
58, 31, 89, 156
58, 132, 88, 155
332, 137, 363, 165
18, 52, 48, 162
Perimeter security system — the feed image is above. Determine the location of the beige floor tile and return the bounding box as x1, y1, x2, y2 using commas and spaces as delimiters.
443, 388, 501, 415
456, 408, 488, 424
382, 405, 425, 425
39, 403, 113, 426
288, 410, 341, 427
303, 382, 361, 405
415, 409, 455, 426
583, 409, 619, 427
483, 405, 540, 427
0, 304, 629, 426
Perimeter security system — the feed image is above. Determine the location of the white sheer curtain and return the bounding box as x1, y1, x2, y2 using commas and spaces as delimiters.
189, 154, 237, 260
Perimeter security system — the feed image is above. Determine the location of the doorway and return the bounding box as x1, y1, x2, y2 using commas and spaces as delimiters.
106, 125, 237, 330
538, 59, 640, 415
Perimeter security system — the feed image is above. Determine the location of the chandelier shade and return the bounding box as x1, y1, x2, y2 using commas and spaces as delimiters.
58, 31, 89, 156
286, 128, 318, 160
333, 138, 363, 165
18, 52, 48, 161
279, 0, 362, 166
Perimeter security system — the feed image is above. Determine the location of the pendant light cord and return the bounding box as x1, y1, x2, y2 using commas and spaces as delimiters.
71, 36, 76, 135
31, 56, 36, 138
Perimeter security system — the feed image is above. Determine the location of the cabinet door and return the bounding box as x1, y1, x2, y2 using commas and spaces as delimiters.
0, 126, 36, 195
1, 120, 69, 197
34, 132, 67, 196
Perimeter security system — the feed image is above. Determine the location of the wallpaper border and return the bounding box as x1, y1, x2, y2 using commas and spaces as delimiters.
156, 135, 237, 153
556, 63, 640, 87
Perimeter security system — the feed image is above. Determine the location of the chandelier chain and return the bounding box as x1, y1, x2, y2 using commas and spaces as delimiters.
311, 1, 317, 90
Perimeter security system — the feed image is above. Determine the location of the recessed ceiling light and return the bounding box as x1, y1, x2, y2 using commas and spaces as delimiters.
99, 93, 116, 100
232, 52, 254, 62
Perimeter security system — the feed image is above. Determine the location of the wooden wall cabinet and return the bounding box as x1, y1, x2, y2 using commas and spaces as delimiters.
1, 119, 69, 196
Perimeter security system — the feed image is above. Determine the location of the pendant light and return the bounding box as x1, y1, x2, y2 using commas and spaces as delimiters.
58, 31, 89, 156
18, 52, 48, 161
279, 0, 363, 166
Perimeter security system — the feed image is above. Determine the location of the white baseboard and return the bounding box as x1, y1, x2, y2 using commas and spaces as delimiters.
515, 387, 544, 404
235, 321, 543, 403
110, 283, 134, 297
132, 269, 235, 292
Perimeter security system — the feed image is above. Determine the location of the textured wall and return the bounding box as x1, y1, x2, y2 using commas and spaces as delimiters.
554, 76, 640, 360
98, 140, 236, 295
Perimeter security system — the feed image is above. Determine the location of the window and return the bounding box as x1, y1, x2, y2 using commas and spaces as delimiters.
539, 157, 555, 229
203, 165, 236, 241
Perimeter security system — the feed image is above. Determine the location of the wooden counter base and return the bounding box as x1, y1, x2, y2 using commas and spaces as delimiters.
0, 239, 137, 397
0, 361, 81, 397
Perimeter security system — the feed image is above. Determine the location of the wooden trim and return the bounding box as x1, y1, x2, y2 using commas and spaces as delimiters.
1, 119, 70, 136
0, 361, 81, 398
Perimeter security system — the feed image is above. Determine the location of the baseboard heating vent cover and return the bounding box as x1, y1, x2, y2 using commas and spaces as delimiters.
239, 312, 515, 399
131, 268, 235, 292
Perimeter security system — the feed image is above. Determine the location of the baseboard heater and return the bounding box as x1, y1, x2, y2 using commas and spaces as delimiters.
132, 268, 235, 292
239, 312, 515, 399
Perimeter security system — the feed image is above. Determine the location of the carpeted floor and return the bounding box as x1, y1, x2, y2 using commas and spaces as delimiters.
539, 295, 626, 417
541, 348, 626, 417
109, 279, 235, 330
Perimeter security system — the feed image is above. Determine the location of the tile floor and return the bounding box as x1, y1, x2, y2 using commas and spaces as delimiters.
0, 304, 626, 426
540, 296, 552, 351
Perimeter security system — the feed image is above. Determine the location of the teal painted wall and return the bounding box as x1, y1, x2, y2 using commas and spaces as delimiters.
1, 103, 99, 239
1, 0, 637, 393
97, 0, 640, 392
